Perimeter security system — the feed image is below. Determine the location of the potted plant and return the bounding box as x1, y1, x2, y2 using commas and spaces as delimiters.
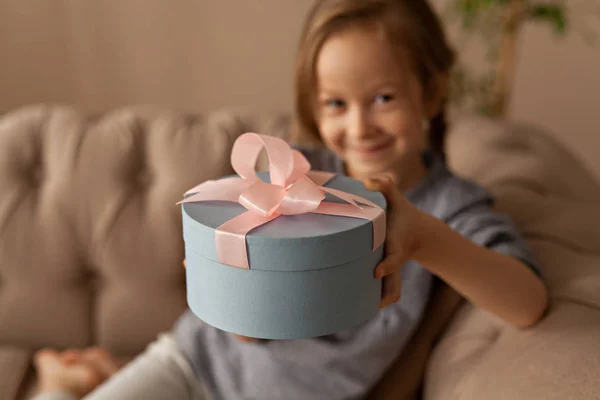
444, 0, 598, 117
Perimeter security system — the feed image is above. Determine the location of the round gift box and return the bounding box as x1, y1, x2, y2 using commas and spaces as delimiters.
181, 173, 386, 339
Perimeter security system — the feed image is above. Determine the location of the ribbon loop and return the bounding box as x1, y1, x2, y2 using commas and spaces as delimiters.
231, 133, 294, 187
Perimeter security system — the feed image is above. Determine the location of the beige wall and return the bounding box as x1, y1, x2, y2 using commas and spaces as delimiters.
1, 0, 598, 177
511, 22, 600, 177
0, 0, 311, 114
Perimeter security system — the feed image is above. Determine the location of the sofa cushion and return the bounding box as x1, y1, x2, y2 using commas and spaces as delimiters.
423, 116, 600, 399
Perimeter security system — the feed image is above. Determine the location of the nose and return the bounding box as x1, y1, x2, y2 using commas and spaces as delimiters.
346, 107, 373, 140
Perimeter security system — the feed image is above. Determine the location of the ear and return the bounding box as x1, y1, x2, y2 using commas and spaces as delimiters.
423, 74, 449, 120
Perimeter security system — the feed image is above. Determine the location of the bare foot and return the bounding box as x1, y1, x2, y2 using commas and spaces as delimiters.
34, 347, 123, 398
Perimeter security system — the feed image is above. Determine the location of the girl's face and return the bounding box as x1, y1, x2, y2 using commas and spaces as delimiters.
315, 26, 434, 181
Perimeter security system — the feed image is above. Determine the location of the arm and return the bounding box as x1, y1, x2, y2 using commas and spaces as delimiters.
367, 176, 548, 328
412, 211, 548, 328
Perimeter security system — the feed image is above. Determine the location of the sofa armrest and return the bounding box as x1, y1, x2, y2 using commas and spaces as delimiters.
0, 346, 32, 400
425, 300, 600, 400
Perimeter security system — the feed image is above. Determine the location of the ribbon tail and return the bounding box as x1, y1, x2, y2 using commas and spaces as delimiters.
312, 202, 386, 251
215, 211, 279, 269
307, 171, 336, 187
177, 177, 251, 205
320, 186, 380, 209
183, 181, 213, 197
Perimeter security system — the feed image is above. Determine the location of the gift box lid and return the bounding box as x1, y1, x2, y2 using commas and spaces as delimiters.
182, 171, 386, 273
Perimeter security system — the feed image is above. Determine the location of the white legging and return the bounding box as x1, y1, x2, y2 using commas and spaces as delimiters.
33, 334, 208, 400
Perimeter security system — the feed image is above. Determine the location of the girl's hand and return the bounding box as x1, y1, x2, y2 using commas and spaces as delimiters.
34, 347, 122, 398
364, 176, 424, 309
184, 259, 264, 343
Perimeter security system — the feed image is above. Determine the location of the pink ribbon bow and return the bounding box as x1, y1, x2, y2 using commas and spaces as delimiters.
179, 133, 386, 269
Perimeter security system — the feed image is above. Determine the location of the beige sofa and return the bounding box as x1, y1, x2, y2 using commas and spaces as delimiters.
0, 105, 598, 400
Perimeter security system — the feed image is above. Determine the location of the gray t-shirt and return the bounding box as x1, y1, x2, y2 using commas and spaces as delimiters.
173, 148, 540, 400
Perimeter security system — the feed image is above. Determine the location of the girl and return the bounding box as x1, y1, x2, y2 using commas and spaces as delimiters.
33, 1, 548, 399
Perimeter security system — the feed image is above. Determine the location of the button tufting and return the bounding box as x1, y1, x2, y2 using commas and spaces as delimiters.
29, 165, 43, 188
137, 168, 153, 190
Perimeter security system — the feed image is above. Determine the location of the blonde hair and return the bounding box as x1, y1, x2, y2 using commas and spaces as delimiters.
293, 0, 455, 157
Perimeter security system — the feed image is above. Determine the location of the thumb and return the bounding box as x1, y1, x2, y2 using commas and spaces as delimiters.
364, 175, 398, 205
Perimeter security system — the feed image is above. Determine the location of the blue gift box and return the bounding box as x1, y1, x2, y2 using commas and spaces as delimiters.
179, 133, 387, 339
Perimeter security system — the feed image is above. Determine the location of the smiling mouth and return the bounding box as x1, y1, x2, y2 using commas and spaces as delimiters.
352, 138, 395, 156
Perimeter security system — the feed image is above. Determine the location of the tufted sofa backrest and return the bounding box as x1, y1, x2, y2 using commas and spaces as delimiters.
0, 105, 287, 356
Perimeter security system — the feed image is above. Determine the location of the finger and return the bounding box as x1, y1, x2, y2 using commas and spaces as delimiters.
379, 269, 402, 309
82, 348, 122, 377
233, 334, 262, 343
364, 175, 390, 191
365, 175, 396, 202
365, 176, 406, 218
374, 255, 403, 279
183, 259, 187, 269
71, 359, 105, 388
61, 349, 83, 365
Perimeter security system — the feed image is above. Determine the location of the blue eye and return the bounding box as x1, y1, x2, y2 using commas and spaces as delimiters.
374, 94, 394, 104
325, 98, 345, 108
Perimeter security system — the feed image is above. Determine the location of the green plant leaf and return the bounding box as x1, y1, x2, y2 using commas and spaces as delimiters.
455, 0, 504, 29
444, 0, 594, 117
528, 4, 568, 35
